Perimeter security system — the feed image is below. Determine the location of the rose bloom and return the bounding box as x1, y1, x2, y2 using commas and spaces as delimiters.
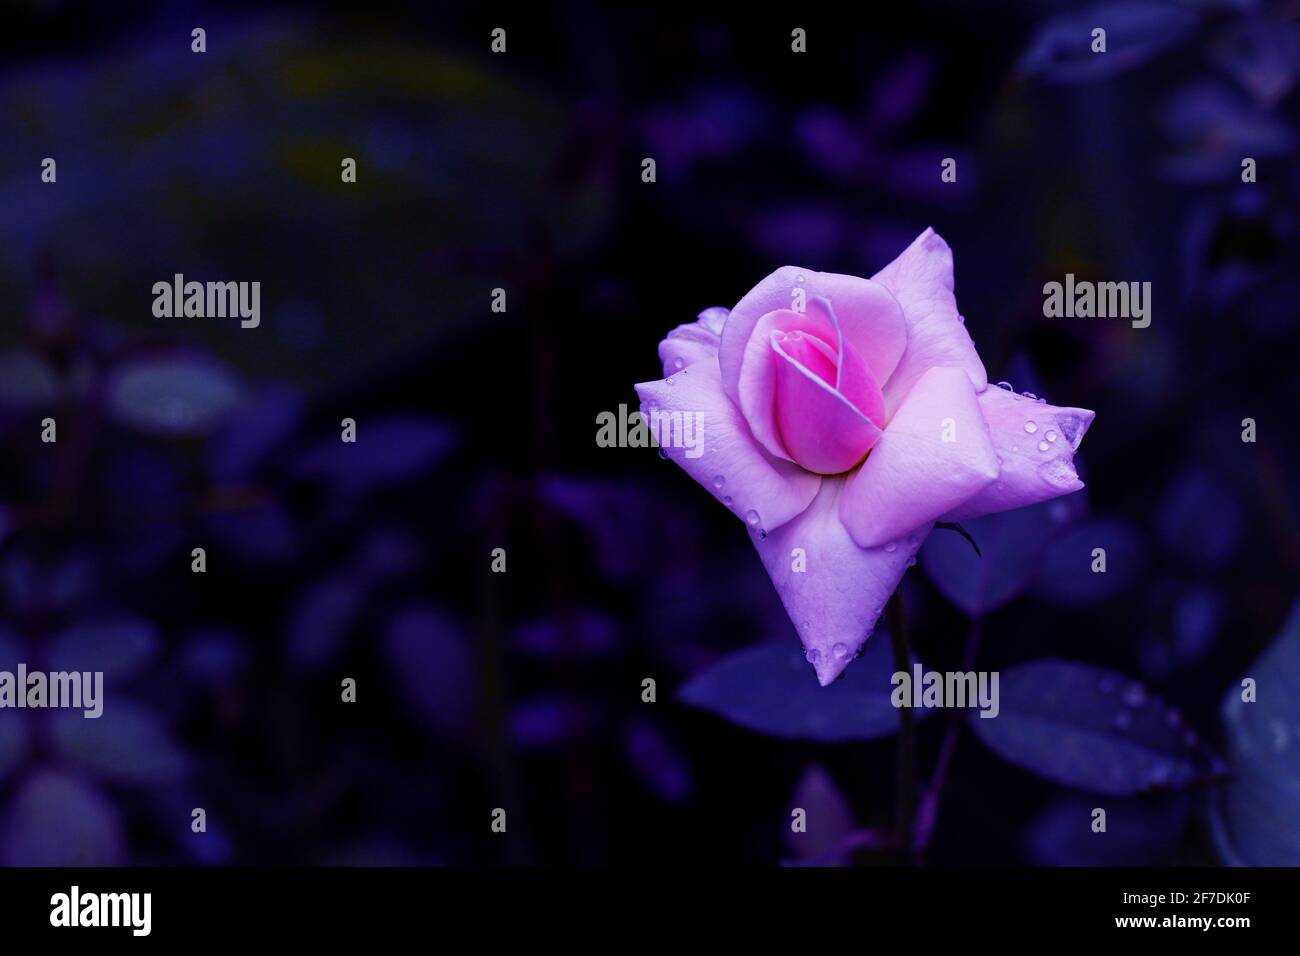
636, 229, 1094, 684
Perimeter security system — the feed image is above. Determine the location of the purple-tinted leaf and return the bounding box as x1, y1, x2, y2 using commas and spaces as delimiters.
642, 85, 766, 176
881, 148, 975, 202
180, 629, 249, 686
1213, 597, 1300, 865
921, 497, 1083, 616
0, 631, 30, 778
866, 53, 934, 132
679, 636, 915, 742
509, 697, 592, 749
0, 551, 98, 617
294, 416, 454, 495
383, 604, 475, 737
1172, 587, 1222, 664
971, 660, 1222, 795
0, 349, 60, 408
624, 719, 693, 804
538, 475, 673, 583
1210, 18, 1300, 107
1157, 467, 1243, 569
1034, 517, 1145, 606
513, 609, 620, 659
353, 528, 422, 583
933, 521, 981, 557
1027, 795, 1189, 865
50, 704, 187, 785
106, 353, 244, 437
750, 203, 852, 264
286, 573, 366, 670
0, 711, 29, 783
1019, 3, 1200, 83
179, 632, 246, 686
206, 501, 300, 564
795, 110, 870, 181
208, 383, 303, 482
48, 615, 160, 684
1, 770, 125, 866
184, 818, 235, 865
784, 765, 855, 863
510, 697, 591, 749
0, 628, 22, 670
103, 447, 185, 510
1162, 82, 1293, 182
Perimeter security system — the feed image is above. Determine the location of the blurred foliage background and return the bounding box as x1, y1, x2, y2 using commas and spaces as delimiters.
0, 0, 1297, 865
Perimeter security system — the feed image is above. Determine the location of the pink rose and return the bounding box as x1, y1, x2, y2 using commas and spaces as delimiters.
635, 229, 1095, 685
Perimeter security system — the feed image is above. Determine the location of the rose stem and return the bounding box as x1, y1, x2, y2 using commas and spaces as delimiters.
914, 613, 984, 862
886, 587, 917, 864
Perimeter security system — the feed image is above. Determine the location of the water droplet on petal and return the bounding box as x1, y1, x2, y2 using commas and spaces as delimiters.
805, 647, 820, 663
996, 381, 1013, 391
712, 475, 725, 489
722, 495, 733, 505
1045, 430, 1058, 443
884, 541, 897, 553
1024, 421, 1038, 434
745, 510, 761, 527
832, 642, 848, 661
673, 357, 684, 369
1038, 440, 1050, 452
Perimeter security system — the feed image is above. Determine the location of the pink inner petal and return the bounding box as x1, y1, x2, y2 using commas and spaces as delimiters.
833, 337, 886, 427
736, 307, 840, 462
772, 334, 882, 474
774, 330, 838, 386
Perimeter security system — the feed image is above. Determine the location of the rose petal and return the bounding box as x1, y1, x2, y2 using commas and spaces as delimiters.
776, 329, 838, 385
635, 359, 820, 533
840, 366, 998, 548
871, 228, 988, 415
736, 305, 841, 461
831, 334, 886, 426
753, 476, 931, 685
772, 333, 883, 474
721, 268, 907, 407
657, 307, 727, 377
941, 386, 1095, 521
